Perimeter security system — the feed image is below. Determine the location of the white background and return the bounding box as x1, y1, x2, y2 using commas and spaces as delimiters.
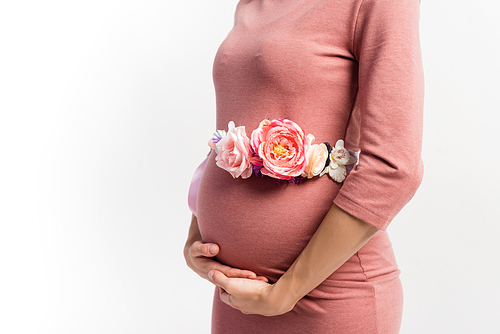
1, 1, 499, 333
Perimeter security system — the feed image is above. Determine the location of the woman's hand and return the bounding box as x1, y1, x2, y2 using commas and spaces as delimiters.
208, 270, 295, 316
184, 215, 268, 282
184, 240, 268, 282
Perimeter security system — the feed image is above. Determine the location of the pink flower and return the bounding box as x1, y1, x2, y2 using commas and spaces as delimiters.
251, 119, 314, 180
302, 143, 329, 179
215, 122, 254, 179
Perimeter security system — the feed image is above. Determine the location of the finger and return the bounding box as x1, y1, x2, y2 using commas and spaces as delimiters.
208, 263, 261, 280
215, 265, 269, 282
192, 257, 258, 282
222, 267, 258, 279
191, 241, 219, 257
218, 286, 233, 306
255, 276, 269, 283
209, 270, 232, 293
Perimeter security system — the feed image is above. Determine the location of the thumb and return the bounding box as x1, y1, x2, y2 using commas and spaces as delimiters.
203, 243, 219, 257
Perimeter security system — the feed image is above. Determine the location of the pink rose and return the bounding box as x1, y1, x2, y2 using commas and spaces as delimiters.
215, 123, 254, 179
302, 143, 329, 179
251, 119, 314, 180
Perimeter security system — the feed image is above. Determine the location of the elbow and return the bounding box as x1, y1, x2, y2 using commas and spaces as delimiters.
394, 156, 424, 201
334, 154, 424, 230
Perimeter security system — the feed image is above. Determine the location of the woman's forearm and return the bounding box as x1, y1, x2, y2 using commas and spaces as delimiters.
273, 204, 379, 308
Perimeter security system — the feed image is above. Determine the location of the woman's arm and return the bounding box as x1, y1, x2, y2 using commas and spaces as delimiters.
184, 214, 268, 282
209, 204, 377, 316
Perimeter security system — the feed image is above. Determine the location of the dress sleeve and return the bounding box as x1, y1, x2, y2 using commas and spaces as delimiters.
333, 0, 424, 230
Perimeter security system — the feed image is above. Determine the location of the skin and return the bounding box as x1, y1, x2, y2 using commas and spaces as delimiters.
184, 204, 378, 316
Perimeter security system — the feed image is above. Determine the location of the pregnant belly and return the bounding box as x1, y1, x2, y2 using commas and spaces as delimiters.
197, 157, 341, 281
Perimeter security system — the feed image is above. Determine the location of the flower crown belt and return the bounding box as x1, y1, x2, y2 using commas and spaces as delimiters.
209, 119, 357, 183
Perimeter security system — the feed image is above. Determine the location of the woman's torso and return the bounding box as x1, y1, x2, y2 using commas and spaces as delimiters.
197, 0, 400, 299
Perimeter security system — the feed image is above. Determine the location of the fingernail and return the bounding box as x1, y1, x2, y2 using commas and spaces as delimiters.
208, 271, 214, 280
209, 245, 217, 254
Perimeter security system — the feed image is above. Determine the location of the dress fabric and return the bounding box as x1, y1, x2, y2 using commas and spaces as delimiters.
195, 0, 424, 333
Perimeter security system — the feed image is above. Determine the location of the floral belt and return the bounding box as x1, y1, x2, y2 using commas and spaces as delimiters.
209, 119, 357, 183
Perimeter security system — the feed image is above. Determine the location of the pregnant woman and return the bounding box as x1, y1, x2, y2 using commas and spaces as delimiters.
184, 0, 424, 332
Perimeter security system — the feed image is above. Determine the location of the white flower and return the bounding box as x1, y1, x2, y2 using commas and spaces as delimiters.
331, 140, 355, 165
319, 140, 356, 183
327, 163, 347, 182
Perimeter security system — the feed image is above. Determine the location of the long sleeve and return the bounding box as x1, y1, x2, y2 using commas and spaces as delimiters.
334, 0, 424, 230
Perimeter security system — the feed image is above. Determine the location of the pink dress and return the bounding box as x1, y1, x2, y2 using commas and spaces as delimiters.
193, 0, 424, 332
